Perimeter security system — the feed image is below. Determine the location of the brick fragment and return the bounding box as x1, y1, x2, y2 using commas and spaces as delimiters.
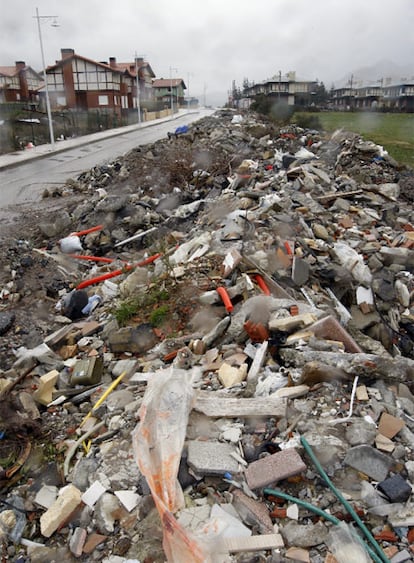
245, 448, 306, 490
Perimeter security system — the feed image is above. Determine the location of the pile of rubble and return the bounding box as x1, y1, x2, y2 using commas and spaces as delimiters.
1, 110, 414, 562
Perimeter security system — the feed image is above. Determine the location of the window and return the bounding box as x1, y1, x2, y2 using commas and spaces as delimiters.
99, 95, 109, 105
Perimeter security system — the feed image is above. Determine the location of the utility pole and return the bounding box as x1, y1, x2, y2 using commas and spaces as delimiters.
34, 7, 59, 149
349, 73, 354, 109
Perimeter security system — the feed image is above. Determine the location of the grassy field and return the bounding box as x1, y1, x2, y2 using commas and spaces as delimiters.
295, 111, 414, 168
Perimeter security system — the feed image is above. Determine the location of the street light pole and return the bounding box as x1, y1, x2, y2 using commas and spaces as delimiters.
169, 66, 177, 115
34, 7, 57, 149
135, 53, 142, 125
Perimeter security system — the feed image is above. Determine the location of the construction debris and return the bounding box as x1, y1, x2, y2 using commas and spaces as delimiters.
1, 109, 414, 562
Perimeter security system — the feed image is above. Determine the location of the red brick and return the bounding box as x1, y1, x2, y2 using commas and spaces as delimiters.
245, 448, 307, 490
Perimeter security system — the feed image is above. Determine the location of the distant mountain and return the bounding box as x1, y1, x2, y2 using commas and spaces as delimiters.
333, 60, 414, 88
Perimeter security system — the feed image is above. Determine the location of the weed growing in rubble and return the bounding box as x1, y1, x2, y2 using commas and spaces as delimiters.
149, 304, 170, 327
113, 284, 170, 326
113, 297, 141, 326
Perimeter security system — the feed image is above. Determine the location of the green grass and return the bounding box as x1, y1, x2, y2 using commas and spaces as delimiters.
294, 111, 414, 168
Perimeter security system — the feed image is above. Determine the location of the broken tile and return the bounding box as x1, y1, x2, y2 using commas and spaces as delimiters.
378, 412, 405, 439
81, 480, 107, 508
232, 489, 274, 533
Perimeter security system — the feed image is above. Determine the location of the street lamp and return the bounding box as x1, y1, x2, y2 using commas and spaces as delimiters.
187, 72, 193, 112
135, 53, 142, 126
34, 7, 58, 149
169, 66, 177, 115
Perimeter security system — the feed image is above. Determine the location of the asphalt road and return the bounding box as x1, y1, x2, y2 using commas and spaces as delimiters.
0, 110, 212, 209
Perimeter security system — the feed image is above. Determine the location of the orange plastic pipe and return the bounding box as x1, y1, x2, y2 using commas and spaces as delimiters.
76, 253, 162, 290
70, 225, 104, 237
253, 274, 271, 295
216, 286, 234, 313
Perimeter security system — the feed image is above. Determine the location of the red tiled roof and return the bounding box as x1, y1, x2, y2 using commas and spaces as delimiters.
0, 66, 19, 77
116, 61, 156, 79
47, 53, 122, 74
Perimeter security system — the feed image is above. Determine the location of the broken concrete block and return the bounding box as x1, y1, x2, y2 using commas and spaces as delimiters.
40, 484, 82, 538
281, 520, 328, 547
344, 445, 394, 481
33, 369, 59, 406
268, 313, 317, 332
187, 440, 239, 475
292, 256, 310, 286
194, 392, 287, 418
108, 324, 158, 354
245, 448, 306, 490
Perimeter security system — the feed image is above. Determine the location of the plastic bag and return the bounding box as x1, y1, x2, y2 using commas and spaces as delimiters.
326, 522, 371, 563
60, 235, 83, 254
132, 367, 211, 562
333, 241, 373, 286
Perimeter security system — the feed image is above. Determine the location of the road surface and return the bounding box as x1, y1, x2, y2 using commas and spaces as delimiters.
0, 110, 212, 209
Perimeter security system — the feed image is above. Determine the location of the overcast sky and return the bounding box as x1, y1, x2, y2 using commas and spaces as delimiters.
2, 0, 413, 106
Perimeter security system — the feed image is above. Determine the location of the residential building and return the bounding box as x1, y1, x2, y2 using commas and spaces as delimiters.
354, 84, 383, 109
152, 78, 187, 109
109, 56, 156, 108
0, 61, 43, 104
44, 48, 156, 118
244, 72, 318, 107
382, 80, 414, 112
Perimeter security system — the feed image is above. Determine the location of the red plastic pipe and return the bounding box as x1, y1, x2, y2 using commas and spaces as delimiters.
216, 286, 234, 313
76, 253, 162, 290
70, 225, 104, 237
253, 274, 271, 296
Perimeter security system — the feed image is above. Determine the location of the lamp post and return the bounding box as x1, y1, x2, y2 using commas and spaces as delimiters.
169, 66, 177, 115
34, 7, 58, 149
135, 53, 142, 125
187, 72, 193, 112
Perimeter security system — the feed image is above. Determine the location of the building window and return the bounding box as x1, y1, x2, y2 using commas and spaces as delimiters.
99, 95, 109, 106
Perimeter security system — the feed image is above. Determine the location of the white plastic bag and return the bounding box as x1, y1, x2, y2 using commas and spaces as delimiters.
132, 367, 211, 562
60, 235, 82, 254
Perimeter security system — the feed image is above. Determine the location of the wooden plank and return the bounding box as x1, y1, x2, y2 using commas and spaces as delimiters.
222, 533, 284, 553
